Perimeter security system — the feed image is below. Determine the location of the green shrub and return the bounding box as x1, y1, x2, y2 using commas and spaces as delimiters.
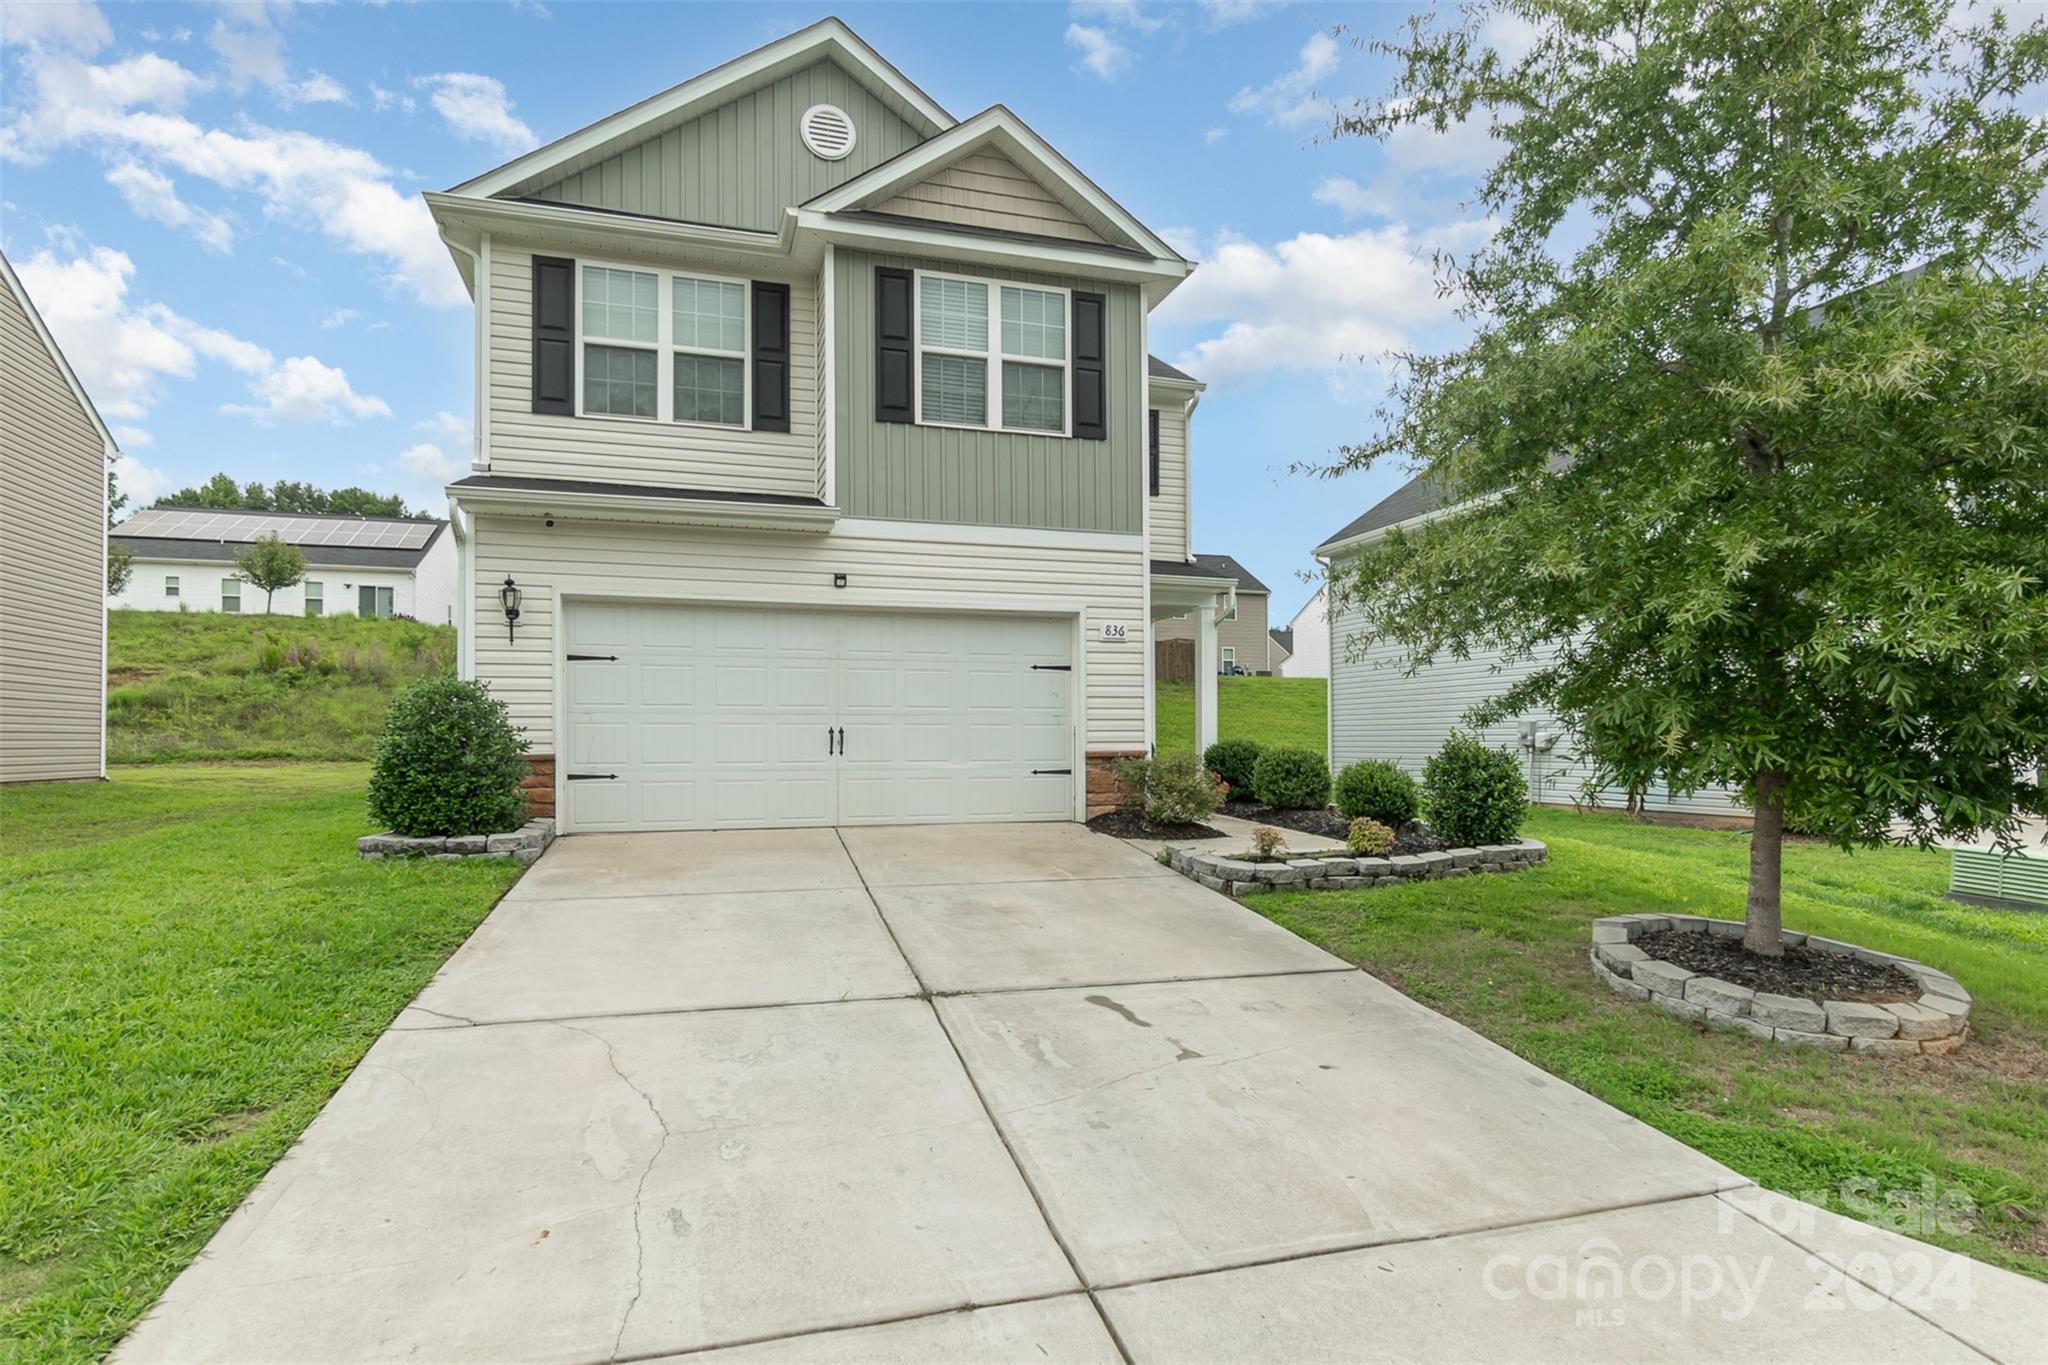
1334, 759, 1419, 825
366, 676, 530, 836
1347, 817, 1395, 856
1252, 746, 1331, 809
1422, 733, 1527, 846
1202, 738, 1263, 800
1251, 825, 1288, 860
1113, 751, 1225, 825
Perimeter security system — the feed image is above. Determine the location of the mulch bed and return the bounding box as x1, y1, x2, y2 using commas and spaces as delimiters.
1086, 810, 1226, 840
1220, 802, 1450, 856
1634, 930, 1921, 1003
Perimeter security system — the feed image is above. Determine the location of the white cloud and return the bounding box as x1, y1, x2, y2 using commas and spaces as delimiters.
277, 71, 349, 107
1153, 221, 1482, 391
1, 0, 111, 53
112, 452, 173, 506
105, 160, 235, 251
1312, 174, 1380, 219
390, 440, 466, 507
1228, 30, 1339, 128
319, 307, 359, 329
221, 354, 391, 425
1063, 23, 1131, 80
416, 72, 534, 154
111, 425, 153, 448
1199, 0, 1284, 28
2, 49, 464, 306
369, 82, 415, 113
414, 410, 469, 440
1204, 126, 1228, 145
209, 15, 286, 90
14, 242, 387, 432
1071, 0, 1166, 33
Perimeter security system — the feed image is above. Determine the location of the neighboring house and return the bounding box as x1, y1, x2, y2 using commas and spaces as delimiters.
0, 250, 112, 785
1276, 586, 1328, 679
108, 507, 458, 624
427, 19, 1230, 831
1267, 627, 1293, 672
1317, 476, 1749, 819
1154, 554, 1274, 672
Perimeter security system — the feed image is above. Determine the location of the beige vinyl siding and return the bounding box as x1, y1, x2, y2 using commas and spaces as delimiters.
1148, 398, 1188, 562
872, 152, 1108, 245
471, 515, 1147, 754
1155, 591, 1276, 673
1326, 556, 1749, 817
834, 249, 1142, 533
529, 60, 925, 232
487, 240, 820, 498
1, 274, 104, 782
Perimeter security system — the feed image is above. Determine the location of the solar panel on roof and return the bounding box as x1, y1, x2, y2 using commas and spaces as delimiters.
116, 506, 439, 547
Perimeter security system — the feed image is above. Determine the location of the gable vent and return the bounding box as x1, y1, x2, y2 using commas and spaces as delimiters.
800, 104, 856, 161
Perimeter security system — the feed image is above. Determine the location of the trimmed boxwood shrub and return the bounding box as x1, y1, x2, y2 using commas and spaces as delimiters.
1113, 751, 1225, 825
1334, 759, 1420, 826
1202, 738, 1263, 800
367, 676, 530, 837
1422, 733, 1527, 846
1252, 746, 1331, 809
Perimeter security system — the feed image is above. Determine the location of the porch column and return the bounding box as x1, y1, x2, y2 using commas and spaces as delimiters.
1194, 602, 1219, 757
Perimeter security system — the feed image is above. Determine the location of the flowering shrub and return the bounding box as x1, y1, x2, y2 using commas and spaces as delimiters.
1112, 751, 1226, 825
1346, 817, 1395, 857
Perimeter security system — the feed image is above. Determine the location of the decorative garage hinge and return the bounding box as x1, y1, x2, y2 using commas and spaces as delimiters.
1030, 664, 1072, 671
565, 773, 618, 781
1032, 768, 1074, 776
566, 654, 619, 662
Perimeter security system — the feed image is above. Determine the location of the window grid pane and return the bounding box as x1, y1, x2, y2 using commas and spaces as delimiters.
673, 277, 745, 354
1002, 361, 1063, 432
582, 267, 658, 343
584, 344, 658, 418
922, 353, 987, 426
221, 578, 240, 613
920, 277, 988, 352
1000, 286, 1064, 360
674, 354, 745, 426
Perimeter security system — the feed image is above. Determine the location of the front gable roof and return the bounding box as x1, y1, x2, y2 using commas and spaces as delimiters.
804, 106, 1184, 264
450, 18, 953, 202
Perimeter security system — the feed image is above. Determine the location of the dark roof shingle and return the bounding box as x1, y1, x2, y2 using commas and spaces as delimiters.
1190, 553, 1269, 594
1269, 627, 1293, 654
1315, 474, 1451, 552
1147, 355, 1200, 385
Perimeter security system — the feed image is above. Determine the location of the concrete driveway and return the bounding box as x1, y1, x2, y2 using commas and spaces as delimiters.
120, 824, 2047, 1363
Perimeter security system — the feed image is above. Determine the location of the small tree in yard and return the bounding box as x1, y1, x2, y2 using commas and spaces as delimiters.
232, 535, 306, 613
105, 542, 134, 596
1327, 1, 2048, 955
368, 676, 530, 837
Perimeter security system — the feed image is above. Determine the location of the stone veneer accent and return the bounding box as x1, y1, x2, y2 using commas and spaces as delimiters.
520, 753, 556, 819
1588, 913, 1971, 1053
1086, 749, 1148, 820
1165, 838, 1547, 898
358, 818, 555, 864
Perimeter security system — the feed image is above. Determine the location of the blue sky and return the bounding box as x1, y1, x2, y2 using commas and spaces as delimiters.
0, 0, 1503, 623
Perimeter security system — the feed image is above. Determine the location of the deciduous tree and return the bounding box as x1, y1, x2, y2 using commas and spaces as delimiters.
232, 535, 307, 614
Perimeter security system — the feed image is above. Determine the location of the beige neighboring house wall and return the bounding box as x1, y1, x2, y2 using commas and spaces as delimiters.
1156, 590, 1274, 672
1, 251, 110, 783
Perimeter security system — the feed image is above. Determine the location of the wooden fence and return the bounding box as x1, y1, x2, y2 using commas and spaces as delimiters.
1154, 638, 1196, 684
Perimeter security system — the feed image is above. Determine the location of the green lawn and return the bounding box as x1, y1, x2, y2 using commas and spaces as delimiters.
0, 765, 520, 1364
108, 609, 454, 764
1252, 807, 2048, 1279
1156, 675, 1327, 757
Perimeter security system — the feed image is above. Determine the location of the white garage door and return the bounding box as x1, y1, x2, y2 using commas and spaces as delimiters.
562, 601, 1074, 832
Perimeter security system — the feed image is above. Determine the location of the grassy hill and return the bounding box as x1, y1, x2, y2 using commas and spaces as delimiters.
107, 610, 454, 764
1156, 676, 1327, 757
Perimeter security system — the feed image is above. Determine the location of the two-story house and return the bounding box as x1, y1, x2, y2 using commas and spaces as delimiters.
428, 19, 1229, 833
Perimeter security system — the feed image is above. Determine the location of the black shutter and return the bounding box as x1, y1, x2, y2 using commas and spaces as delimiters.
531, 255, 574, 415
1072, 290, 1107, 440
751, 281, 791, 432
875, 267, 913, 423
1148, 408, 1161, 495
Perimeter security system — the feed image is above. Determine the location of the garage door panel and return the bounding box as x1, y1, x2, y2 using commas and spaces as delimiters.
564, 603, 1074, 832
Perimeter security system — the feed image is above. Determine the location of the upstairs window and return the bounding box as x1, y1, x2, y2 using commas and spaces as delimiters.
577, 263, 749, 428
914, 271, 1070, 436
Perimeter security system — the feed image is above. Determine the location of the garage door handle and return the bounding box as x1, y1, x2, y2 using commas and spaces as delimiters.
1032, 768, 1073, 776
826, 727, 836, 755
566, 654, 619, 662
836, 727, 845, 754
565, 773, 618, 781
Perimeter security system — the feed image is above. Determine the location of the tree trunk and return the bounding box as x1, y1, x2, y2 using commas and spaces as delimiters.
1744, 768, 1788, 957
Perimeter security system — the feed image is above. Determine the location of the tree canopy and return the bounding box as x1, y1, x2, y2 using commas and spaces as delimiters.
1326, 0, 2048, 952
232, 536, 307, 614
156, 473, 418, 520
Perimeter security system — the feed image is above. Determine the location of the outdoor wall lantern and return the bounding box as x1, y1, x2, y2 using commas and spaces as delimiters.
499, 576, 523, 642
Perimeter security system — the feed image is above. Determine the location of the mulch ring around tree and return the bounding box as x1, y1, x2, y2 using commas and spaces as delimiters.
1634, 930, 1921, 1003
1221, 802, 1450, 856
1086, 810, 1226, 840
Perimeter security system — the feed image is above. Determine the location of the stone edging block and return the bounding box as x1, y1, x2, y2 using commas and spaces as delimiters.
359, 818, 556, 865
1586, 912, 1971, 1055
1167, 836, 1546, 901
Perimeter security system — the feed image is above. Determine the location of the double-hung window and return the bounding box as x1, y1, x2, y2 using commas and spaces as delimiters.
304, 581, 323, 617
164, 575, 179, 599
578, 263, 748, 428
221, 578, 241, 614
914, 272, 1069, 436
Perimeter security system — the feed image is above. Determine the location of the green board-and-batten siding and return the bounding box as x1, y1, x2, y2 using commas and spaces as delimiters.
833, 249, 1142, 535
527, 60, 926, 232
